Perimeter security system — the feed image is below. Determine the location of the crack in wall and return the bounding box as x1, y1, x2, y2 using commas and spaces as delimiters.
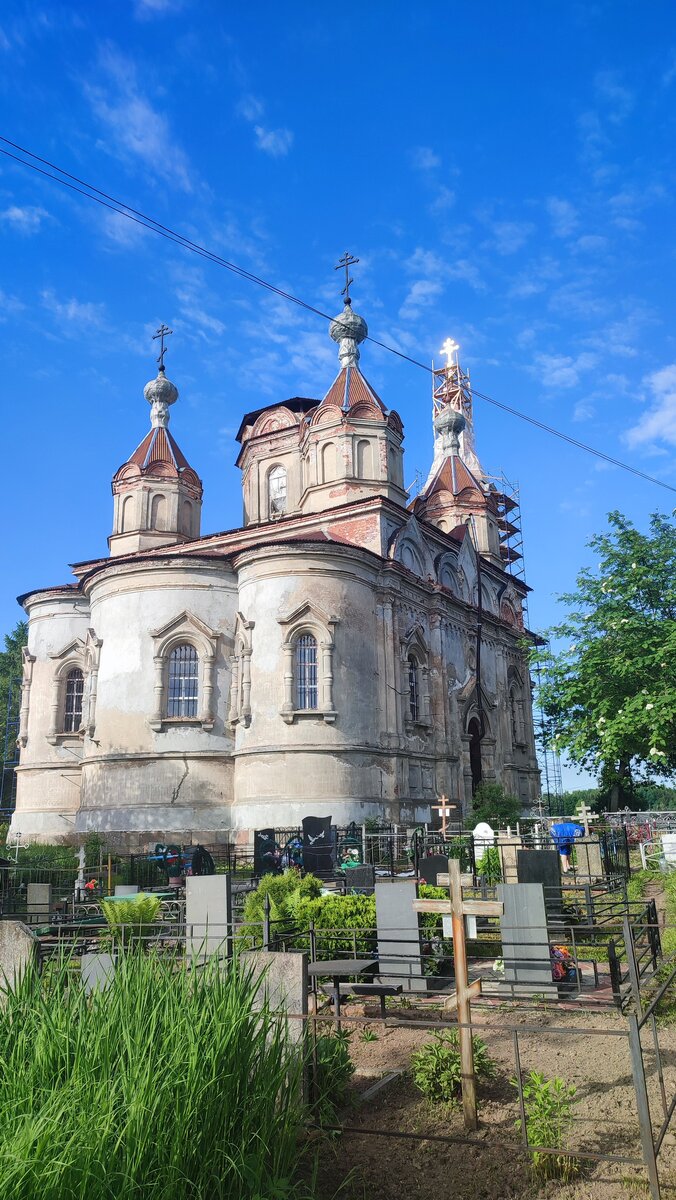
171, 757, 189, 805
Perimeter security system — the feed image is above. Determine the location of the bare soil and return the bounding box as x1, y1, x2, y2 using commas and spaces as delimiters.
306, 1000, 676, 1200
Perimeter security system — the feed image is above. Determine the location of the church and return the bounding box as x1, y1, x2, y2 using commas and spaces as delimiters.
11, 279, 540, 847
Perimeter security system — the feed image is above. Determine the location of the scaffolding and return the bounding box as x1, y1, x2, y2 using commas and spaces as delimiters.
0, 676, 21, 819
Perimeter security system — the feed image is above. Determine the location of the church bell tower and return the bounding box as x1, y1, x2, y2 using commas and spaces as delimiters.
108, 325, 203, 557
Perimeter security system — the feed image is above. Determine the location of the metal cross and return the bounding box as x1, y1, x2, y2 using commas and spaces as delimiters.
335, 251, 359, 303
153, 323, 173, 371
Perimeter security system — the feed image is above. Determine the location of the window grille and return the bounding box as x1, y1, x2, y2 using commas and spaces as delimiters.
296, 634, 318, 710
269, 466, 287, 517
408, 655, 419, 722
167, 644, 199, 718
64, 669, 84, 733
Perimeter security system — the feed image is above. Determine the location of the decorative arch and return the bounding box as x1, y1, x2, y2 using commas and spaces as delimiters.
149, 611, 220, 732
181, 499, 193, 537
400, 623, 431, 730
250, 406, 299, 438
150, 493, 167, 531
277, 600, 338, 724
355, 438, 373, 478
121, 494, 135, 533
388, 516, 435, 580
267, 463, 288, 518
321, 441, 337, 483
507, 664, 526, 747
436, 553, 468, 600
47, 637, 86, 743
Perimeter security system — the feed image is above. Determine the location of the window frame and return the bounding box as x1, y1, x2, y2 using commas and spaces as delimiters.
277, 601, 338, 724
268, 464, 288, 519
166, 643, 200, 719
63, 667, 85, 733
149, 612, 220, 733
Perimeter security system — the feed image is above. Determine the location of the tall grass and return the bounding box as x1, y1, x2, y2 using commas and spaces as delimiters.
0, 949, 306, 1199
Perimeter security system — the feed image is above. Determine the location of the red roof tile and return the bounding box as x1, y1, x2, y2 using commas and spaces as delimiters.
321, 365, 387, 414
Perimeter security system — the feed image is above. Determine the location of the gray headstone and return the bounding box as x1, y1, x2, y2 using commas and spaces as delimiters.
244, 950, 308, 1045
27, 883, 52, 924
81, 952, 116, 994
517, 850, 562, 918
114, 885, 139, 896
343, 865, 375, 892
498, 882, 556, 997
186, 874, 232, 962
0, 920, 38, 990
375, 879, 426, 993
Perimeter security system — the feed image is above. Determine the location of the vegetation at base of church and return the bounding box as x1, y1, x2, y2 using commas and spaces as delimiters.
470, 782, 521, 828
0, 950, 307, 1200
412, 1029, 496, 1103
534, 511, 676, 807
0, 621, 27, 798
514, 1071, 579, 1180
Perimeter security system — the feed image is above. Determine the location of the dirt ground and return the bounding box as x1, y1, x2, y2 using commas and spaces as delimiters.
306, 1000, 676, 1200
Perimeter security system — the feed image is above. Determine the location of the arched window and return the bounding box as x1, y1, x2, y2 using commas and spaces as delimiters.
121, 495, 135, 533
181, 499, 193, 536
321, 442, 336, 483
356, 439, 373, 479
64, 668, 84, 733
167, 644, 199, 718
296, 634, 318, 710
468, 716, 483, 794
268, 465, 287, 517
408, 655, 420, 722
150, 493, 167, 531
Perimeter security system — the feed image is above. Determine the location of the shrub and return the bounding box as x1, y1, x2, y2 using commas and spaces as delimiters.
239, 869, 323, 948
294, 893, 376, 959
312, 1029, 354, 1124
100, 893, 162, 942
515, 1070, 579, 1180
471, 783, 521, 829
476, 846, 502, 883
412, 1029, 496, 1103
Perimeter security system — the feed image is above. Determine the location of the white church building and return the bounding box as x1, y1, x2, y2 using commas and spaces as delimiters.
11, 289, 540, 847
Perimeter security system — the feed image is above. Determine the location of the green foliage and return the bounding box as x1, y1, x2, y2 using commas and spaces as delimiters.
360, 1028, 378, 1043
312, 1029, 355, 1124
533, 511, 676, 797
471, 783, 522, 827
0, 824, 7, 848
412, 1029, 496, 1103
0, 622, 27, 793
0, 950, 306, 1199
295, 893, 376, 959
514, 1070, 579, 1180
100, 893, 162, 939
476, 846, 502, 883
239, 869, 323, 947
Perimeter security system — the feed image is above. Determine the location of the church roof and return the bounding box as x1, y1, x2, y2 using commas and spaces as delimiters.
321, 364, 387, 414
236, 397, 318, 443
421, 453, 485, 500
116, 426, 196, 480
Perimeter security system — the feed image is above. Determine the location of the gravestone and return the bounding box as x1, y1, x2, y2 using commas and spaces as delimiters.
244, 950, 308, 1045
254, 828, 278, 875
418, 854, 449, 886
342, 864, 375, 892
497, 882, 556, 997
517, 850, 562, 919
473, 822, 495, 869
375, 879, 426, 993
81, 952, 115, 994
186, 874, 232, 962
0, 920, 37, 988
575, 838, 604, 879
662, 834, 676, 866
26, 882, 51, 924
302, 816, 334, 876
114, 885, 139, 896
497, 834, 522, 883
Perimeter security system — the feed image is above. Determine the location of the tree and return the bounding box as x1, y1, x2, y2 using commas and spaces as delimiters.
534, 511, 676, 809
0, 621, 27, 809
471, 782, 522, 827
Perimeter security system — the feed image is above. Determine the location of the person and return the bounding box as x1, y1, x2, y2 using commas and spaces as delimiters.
550, 820, 584, 873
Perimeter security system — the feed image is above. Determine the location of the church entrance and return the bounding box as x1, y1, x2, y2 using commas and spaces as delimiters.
468, 717, 483, 794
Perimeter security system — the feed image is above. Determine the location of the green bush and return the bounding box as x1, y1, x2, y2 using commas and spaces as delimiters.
471, 783, 521, 828
295, 893, 376, 959
312, 1029, 355, 1124
239, 869, 323, 948
412, 1029, 496, 1103
515, 1070, 579, 1180
0, 950, 306, 1199
476, 846, 502, 883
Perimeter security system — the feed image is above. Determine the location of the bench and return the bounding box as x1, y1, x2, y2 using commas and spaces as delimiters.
320, 981, 403, 1017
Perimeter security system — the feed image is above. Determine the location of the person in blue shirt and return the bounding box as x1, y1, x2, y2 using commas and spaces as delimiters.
550, 821, 584, 873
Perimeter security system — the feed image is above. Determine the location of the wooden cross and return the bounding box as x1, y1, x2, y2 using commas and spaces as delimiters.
413, 858, 503, 1130
432, 794, 458, 838
335, 251, 359, 303
153, 323, 173, 371
574, 801, 598, 837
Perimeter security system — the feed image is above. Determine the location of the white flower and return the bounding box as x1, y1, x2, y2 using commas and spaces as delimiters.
645, 703, 654, 711
597, 717, 606, 724
632, 563, 637, 569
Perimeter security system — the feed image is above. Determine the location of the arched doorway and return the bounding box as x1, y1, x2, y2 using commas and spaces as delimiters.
468, 717, 483, 794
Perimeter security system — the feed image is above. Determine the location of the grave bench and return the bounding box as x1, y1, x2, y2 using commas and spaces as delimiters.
320, 980, 403, 1017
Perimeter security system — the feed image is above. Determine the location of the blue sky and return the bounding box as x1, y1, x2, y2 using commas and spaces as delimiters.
1, 1, 675, 788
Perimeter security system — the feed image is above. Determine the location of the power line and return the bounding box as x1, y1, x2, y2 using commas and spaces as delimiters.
1, 134, 675, 497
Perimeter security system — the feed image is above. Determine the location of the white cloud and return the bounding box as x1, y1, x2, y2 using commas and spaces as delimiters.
0, 26, 10, 51
411, 146, 440, 171
237, 94, 264, 122
0, 288, 24, 321
491, 220, 533, 256
41, 289, 105, 330
429, 185, 455, 214
573, 400, 595, 422
0, 205, 48, 233
84, 45, 194, 192
399, 279, 443, 319
533, 351, 597, 389
101, 210, 148, 247
625, 365, 676, 448
574, 234, 608, 254
594, 70, 634, 123
135, 0, 184, 16
254, 125, 293, 157
546, 197, 578, 238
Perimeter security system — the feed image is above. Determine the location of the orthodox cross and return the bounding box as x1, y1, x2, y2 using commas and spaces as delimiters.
574, 801, 598, 838
413, 858, 503, 1130
153, 323, 173, 372
335, 251, 359, 303
440, 337, 459, 368
432, 794, 457, 839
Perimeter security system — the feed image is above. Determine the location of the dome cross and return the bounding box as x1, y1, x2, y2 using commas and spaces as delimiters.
153, 323, 173, 373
